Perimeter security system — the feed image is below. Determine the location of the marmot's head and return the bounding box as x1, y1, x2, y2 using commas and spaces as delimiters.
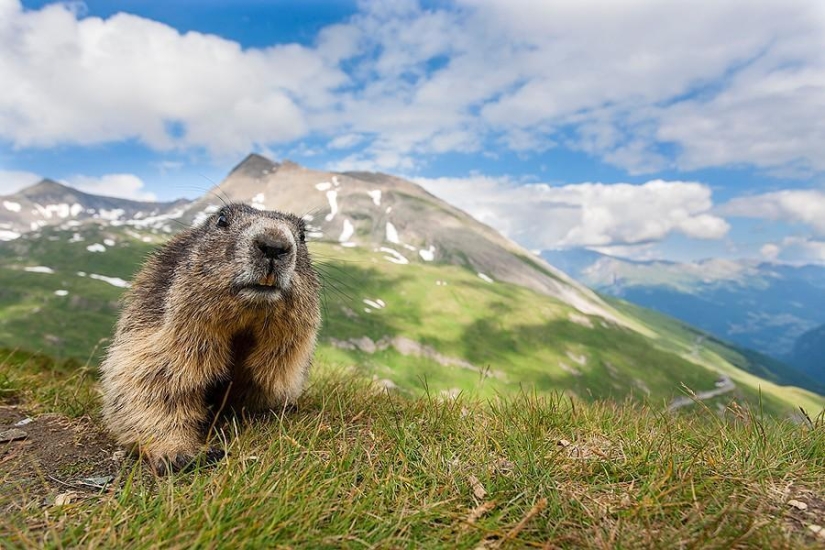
186, 203, 316, 304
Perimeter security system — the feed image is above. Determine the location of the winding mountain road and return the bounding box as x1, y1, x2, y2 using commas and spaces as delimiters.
668, 375, 735, 411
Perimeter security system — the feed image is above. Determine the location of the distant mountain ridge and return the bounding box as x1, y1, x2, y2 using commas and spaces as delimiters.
543, 249, 825, 370
0, 178, 190, 239
791, 323, 825, 379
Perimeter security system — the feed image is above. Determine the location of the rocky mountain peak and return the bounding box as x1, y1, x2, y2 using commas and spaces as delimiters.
180, 154, 627, 325
13, 178, 79, 200
228, 153, 279, 179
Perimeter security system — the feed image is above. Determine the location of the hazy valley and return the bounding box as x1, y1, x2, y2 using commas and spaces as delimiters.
543, 249, 825, 381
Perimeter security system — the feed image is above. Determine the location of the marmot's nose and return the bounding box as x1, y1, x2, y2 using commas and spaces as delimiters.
254, 235, 292, 259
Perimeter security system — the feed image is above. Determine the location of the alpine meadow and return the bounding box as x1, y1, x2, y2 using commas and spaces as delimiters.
3, 0, 825, 547
1, 156, 824, 548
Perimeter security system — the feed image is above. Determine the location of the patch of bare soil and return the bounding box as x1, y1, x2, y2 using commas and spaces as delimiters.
769, 481, 825, 544
0, 405, 122, 511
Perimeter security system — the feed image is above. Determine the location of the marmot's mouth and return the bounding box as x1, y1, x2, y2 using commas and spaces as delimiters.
247, 284, 280, 293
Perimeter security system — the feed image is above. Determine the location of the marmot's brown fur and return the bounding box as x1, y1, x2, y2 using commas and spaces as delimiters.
100, 203, 321, 474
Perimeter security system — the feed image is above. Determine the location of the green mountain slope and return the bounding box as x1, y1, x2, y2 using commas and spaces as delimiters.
0, 220, 822, 418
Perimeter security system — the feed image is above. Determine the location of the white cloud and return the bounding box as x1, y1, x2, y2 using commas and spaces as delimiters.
0, 169, 41, 194
327, 133, 365, 150
416, 175, 729, 249
763, 237, 825, 264
1, 0, 825, 176
67, 174, 157, 201
0, 0, 347, 156
760, 243, 781, 261
719, 190, 825, 235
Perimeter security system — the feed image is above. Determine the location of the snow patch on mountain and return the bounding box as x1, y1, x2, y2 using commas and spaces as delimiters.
379, 247, 409, 265
363, 298, 386, 309
339, 219, 354, 243
31, 203, 84, 219
419, 246, 436, 261
386, 222, 400, 244
367, 190, 382, 206
88, 273, 130, 288
325, 190, 339, 221
97, 208, 125, 221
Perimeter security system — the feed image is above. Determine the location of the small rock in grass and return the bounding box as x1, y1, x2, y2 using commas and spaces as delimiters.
788, 499, 808, 511
14, 418, 32, 427
54, 492, 81, 506
0, 428, 27, 442
492, 458, 514, 474
77, 476, 114, 489
112, 450, 127, 462
468, 474, 487, 499
558, 439, 571, 448
808, 524, 825, 540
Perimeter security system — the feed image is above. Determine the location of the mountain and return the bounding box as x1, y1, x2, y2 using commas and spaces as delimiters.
543, 249, 825, 363
0, 154, 822, 418
790, 323, 825, 379
0, 178, 190, 239
183, 155, 626, 324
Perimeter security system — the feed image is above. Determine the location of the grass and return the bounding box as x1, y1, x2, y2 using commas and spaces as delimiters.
2, 350, 825, 548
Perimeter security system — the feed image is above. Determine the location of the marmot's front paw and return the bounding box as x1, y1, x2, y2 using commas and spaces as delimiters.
150, 447, 226, 475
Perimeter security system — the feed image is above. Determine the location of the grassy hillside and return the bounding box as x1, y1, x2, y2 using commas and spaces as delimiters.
608, 299, 825, 409
2, 349, 825, 548
0, 225, 158, 361
0, 225, 823, 418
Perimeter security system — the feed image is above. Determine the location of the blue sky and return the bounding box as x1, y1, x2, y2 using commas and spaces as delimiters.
2, 0, 825, 264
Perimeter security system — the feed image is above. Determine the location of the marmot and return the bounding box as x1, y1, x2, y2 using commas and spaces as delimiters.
100, 203, 321, 474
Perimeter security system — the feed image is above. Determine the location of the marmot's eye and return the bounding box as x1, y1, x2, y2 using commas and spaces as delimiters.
216, 213, 229, 228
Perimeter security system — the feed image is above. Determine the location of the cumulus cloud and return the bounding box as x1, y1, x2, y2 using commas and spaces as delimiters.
0, 0, 347, 156
719, 190, 825, 235
416, 176, 729, 249
330, 0, 825, 173
68, 174, 157, 201
760, 237, 825, 264
0, 169, 41, 194
1, 0, 824, 175
760, 243, 781, 261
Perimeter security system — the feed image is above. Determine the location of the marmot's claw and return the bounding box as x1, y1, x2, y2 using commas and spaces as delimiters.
151, 453, 195, 475
151, 448, 225, 475
204, 447, 226, 464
